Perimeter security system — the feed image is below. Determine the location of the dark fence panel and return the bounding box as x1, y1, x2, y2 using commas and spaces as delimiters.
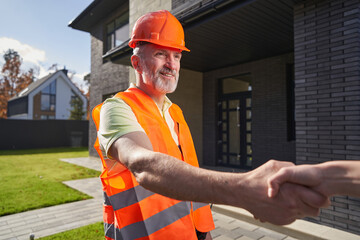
0, 119, 89, 150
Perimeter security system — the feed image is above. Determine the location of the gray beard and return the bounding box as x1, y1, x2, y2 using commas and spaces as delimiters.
142, 67, 179, 94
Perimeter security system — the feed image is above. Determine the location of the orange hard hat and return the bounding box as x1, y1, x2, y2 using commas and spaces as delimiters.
129, 10, 190, 52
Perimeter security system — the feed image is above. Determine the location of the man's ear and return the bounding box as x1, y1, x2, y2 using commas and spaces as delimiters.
131, 55, 142, 74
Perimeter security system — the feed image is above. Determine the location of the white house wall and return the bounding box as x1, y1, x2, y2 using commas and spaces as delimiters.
56, 75, 72, 119
56, 74, 87, 120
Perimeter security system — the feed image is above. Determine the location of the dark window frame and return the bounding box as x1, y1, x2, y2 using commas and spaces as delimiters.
40, 80, 56, 112
106, 11, 129, 52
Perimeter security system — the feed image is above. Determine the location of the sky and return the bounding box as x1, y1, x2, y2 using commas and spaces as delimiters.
0, 0, 93, 92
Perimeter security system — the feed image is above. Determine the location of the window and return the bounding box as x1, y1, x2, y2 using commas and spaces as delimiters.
41, 81, 56, 111
106, 12, 129, 52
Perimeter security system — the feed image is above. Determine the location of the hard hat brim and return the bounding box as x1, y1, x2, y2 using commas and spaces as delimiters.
129, 39, 190, 52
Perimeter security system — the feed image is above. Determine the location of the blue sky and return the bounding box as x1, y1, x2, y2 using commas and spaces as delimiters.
0, 0, 93, 91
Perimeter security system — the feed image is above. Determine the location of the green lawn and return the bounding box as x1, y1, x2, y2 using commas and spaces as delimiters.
38, 222, 104, 240
0, 147, 101, 216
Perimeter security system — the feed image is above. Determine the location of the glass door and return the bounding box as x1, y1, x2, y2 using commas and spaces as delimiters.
217, 75, 252, 169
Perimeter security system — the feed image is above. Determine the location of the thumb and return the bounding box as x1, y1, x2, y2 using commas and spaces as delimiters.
267, 179, 279, 198
267, 168, 292, 198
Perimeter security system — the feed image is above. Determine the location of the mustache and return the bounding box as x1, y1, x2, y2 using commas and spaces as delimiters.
159, 67, 177, 75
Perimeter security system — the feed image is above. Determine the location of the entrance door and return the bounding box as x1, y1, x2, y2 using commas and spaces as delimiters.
217, 76, 252, 169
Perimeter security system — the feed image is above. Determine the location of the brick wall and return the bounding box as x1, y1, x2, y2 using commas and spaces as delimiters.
294, 0, 360, 234
203, 53, 295, 168
88, 4, 130, 156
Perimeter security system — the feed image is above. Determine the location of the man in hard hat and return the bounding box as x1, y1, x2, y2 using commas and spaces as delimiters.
94, 10, 329, 240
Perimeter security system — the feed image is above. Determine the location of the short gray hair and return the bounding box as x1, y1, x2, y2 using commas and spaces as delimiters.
132, 41, 149, 57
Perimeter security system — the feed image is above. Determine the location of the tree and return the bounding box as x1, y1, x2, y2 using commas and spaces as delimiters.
69, 96, 85, 120
0, 49, 36, 118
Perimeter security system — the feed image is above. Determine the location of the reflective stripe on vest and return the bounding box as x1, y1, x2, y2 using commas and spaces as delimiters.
192, 202, 208, 211
92, 87, 215, 239
104, 201, 191, 239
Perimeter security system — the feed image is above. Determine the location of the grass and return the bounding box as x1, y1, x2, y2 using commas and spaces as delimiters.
38, 222, 104, 240
0, 147, 101, 216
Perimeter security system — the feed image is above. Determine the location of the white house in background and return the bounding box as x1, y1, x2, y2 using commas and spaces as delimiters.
7, 69, 88, 120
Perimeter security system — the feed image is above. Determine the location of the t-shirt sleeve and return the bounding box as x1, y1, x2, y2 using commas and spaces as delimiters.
98, 97, 145, 159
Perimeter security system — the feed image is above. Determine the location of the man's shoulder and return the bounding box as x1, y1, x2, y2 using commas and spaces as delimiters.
103, 96, 126, 106
100, 96, 132, 114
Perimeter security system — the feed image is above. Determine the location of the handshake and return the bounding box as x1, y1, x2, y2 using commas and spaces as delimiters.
243, 160, 360, 225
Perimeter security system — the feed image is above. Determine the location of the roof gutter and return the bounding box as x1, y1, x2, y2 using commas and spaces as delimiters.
68, 0, 101, 29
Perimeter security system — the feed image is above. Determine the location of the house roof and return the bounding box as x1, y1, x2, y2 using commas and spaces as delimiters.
9, 69, 81, 102
70, 0, 304, 72
68, 0, 128, 32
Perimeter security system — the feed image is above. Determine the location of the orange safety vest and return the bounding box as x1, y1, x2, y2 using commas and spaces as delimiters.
92, 87, 215, 240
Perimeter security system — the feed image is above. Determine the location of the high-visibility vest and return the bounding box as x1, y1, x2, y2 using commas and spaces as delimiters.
92, 87, 215, 240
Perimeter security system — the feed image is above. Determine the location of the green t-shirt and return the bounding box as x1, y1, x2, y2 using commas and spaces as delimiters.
98, 93, 178, 159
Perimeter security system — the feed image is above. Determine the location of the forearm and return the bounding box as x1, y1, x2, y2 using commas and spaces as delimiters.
268, 160, 360, 198
130, 149, 241, 206
110, 132, 243, 206
111, 133, 329, 225
317, 161, 360, 197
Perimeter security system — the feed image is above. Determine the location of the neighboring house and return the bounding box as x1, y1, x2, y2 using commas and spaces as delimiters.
7, 69, 88, 120
70, 0, 360, 235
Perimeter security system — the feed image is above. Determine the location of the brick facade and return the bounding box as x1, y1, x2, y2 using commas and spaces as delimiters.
88, 3, 130, 156
294, 0, 360, 234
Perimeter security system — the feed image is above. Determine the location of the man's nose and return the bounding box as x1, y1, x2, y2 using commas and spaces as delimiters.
165, 55, 177, 70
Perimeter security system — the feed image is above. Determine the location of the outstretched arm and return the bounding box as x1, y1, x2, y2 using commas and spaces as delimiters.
110, 132, 330, 225
267, 161, 360, 198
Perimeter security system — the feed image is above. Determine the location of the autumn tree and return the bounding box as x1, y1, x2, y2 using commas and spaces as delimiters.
0, 49, 36, 118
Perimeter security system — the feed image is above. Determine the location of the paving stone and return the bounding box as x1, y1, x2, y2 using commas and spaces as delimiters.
214, 235, 238, 240
210, 227, 222, 238
211, 227, 229, 238
0, 221, 7, 227
283, 237, 298, 240
253, 228, 287, 240
223, 227, 248, 239
0, 232, 16, 240
9, 228, 32, 238
259, 236, 280, 240
233, 228, 264, 240
234, 220, 259, 232
0, 225, 12, 232
0, 228, 12, 236
236, 236, 254, 240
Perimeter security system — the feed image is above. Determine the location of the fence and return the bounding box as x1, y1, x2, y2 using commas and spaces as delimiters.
0, 119, 89, 150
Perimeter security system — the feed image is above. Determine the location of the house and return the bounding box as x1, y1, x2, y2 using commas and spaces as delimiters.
69, 0, 360, 234
7, 69, 88, 120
